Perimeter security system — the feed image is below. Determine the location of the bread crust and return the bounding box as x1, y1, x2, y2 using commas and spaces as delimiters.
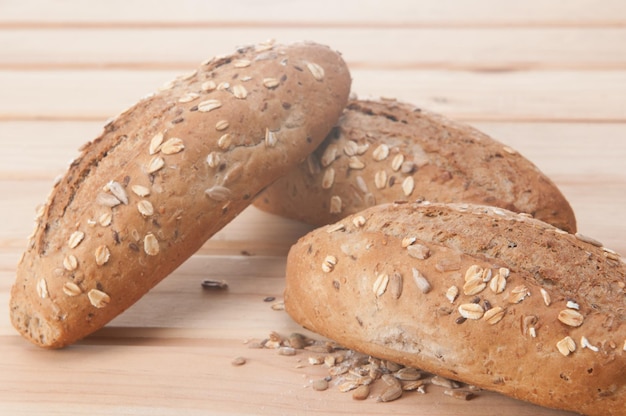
255, 99, 577, 233
11, 41, 351, 348
285, 202, 625, 416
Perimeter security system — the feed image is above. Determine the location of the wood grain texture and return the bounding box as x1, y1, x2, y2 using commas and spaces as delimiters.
0, 0, 624, 414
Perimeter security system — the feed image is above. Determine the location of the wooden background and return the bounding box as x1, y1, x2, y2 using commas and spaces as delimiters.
1, 1, 625, 414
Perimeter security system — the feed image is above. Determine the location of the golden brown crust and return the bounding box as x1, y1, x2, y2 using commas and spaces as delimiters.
254, 99, 577, 233
10, 40, 351, 348
285, 202, 625, 416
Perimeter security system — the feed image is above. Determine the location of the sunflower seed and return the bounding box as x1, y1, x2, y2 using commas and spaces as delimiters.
198, 99, 222, 112
483, 306, 505, 325
88, 289, 111, 308
96, 192, 121, 208
377, 384, 403, 402
556, 336, 576, 356
149, 132, 164, 155
146, 156, 165, 174
558, 309, 584, 327
68, 231, 85, 248
205, 185, 232, 202
395, 367, 421, 381
160, 138, 185, 155
306, 62, 325, 81
407, 243, 430, 260
352, 385, 370, 400
412, 268, 431, 294
458, 303, 484, 320
62, 281, 81, 297
431, 376, 460, 389
444, 390, 475, 401
131, 184, 151, 197
63, 254, 78, 271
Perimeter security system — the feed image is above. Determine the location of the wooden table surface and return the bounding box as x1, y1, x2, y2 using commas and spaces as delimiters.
1, 1, 625, 415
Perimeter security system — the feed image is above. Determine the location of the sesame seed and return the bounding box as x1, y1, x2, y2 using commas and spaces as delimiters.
149, 132, 164, 155
160, 138, 185, 155
95, 245, 111, 266
68, 230, 85, 248
88, 289, 111, 308
143, 233, 159, 256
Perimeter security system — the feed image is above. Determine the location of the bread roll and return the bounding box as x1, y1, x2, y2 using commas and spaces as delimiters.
285, 201, 625, 416
255, 99, 577, 233
11, 40, 351, 348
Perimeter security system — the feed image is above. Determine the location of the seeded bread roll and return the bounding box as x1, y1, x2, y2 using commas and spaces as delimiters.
10, 40, 351, 349
254, 99, 577, 233
285, 202, 626, 416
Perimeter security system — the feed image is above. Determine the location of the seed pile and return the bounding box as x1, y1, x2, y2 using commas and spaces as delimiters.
247, 331, 477, 403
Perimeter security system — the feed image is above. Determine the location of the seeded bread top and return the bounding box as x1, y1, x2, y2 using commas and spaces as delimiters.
11, 40, 351, 348
255, 99, 577, 233
284, 202, 625, 416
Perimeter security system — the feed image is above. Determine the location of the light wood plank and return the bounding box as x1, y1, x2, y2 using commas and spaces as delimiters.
1, 69, 625, 121
1, 0, 624, 26
2, 28, 626, 70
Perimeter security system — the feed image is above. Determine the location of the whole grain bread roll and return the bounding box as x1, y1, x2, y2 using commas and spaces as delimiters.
11, 40, 351, 348
254, 99, 577, 233
285, 201, 625, 416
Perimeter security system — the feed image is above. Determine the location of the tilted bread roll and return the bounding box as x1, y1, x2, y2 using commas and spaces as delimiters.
11, 40, 351, 348
285, 201, 625, 416
255, 99, 577, 233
